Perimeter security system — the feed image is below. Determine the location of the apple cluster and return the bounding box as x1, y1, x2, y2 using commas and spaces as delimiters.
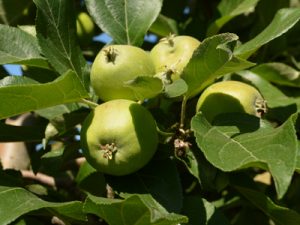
81, 34, 266, 176
90, 35, 200, 102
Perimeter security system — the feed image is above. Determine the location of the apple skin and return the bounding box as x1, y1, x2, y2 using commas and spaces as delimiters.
80, 99, 158, 176
76, 12, 95, 45
90, 45, 156, 101
196, 81, 266, 123
150, 35, 200, 82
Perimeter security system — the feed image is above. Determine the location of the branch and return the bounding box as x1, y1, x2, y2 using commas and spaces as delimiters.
20, 170, 74, 190
21, 170, 56, 188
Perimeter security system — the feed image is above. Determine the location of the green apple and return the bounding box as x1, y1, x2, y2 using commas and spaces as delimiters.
90, 45, 156, 101
196, 81, 267, 123
80, 99, 158, 176
150, 35, 200, 82
76, 12, 95, 45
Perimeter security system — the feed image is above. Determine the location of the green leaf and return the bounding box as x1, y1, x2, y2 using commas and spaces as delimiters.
35, 103, 82, 120
182, 196, 231, 225
251, 62, 300, 88
40, 148, 64, 173
0, 24, 49, 68
0, 186, 86, 225
12, 217, 44, 225
124, 76, 163, 101
176, 147, 202, 183
83, 194, 188, 225
33, 0, 88, 88
0, 71, 88, 120
75, 161, 106, 196
150, 14, 178, 37
246, 0, 290, 55
235, 8, 300, 58
44, 108, 87, 136
0, 75, 38, 86
42, 122, 59, 148
22, 65, 59, 83
182, 33, 254, 98
235, 185, 300, 225
176, 146, 226, 192
41, 107, 86, 145
191, 113, 298, 198
164, 79, 188, 98
297, 141, 300, 173
85, 0, 163, 46
106, 158, 183, 213
207, 0, 260, 36
18, 25, 37, 36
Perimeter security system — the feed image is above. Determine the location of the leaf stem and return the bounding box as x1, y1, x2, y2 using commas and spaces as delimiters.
79, 98, 99, 109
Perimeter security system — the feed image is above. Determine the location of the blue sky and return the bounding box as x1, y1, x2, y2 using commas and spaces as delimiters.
3, 64, 22, 76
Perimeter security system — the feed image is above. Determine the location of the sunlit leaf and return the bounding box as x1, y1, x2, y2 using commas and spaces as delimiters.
235, 8, 300, 58
85, 0, 163, 46
0, 186, 86, 225
0, 71, 88, 119
33, 0, 89, 88
191, 113, 298, 198
84, 193, 188, 225
182, 33, 254, 98
0, 24, 48, 68
207, 0, 260, 36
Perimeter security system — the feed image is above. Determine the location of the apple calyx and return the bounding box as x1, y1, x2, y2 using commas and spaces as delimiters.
160, 33, 176, 47
255, 98, 267, 117
104, 47, 118, 64
158, 63, 181, 85
161, 67, 176, 84
100, 143, 118, 160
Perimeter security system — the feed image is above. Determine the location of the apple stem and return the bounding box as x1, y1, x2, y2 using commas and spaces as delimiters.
255, 98, 267, 118
180, 96, 188, 128
157, 127, 174, 137
79, 98, 99, 109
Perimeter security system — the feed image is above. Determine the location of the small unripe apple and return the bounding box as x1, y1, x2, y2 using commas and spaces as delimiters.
80, 99, 158, 176
196, 81, 267, 123
150, 35, 200, 82
76, 12, 95, 45
90, 45, 156, 101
